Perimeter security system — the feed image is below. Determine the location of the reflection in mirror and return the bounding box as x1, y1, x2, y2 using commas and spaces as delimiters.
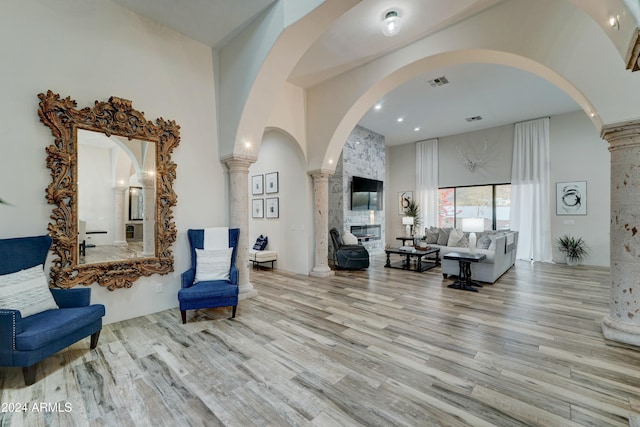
129, 187, 143, 221
38, 90, 180, 290
77, 129, 156, 265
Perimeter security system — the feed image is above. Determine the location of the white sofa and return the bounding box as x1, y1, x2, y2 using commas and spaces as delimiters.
423, 230, 518, 284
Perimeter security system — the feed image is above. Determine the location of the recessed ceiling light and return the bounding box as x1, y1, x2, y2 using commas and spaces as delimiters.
374, 104, 382, 110
397, 117, 404, 122
414, 127, 420, 131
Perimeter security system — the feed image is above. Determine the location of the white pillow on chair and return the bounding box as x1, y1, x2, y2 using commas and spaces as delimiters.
343, 230, 359, 245
0, 265, 59, 317
194, 247, 233, 282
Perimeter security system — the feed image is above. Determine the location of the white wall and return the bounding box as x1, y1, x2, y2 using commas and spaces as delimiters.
386, 111, 610, 267
248, 130, 312, 275
549, 111, 610, 266
438, 124, 514, 188
0, 0, 226, 323
385, 144, 416, 241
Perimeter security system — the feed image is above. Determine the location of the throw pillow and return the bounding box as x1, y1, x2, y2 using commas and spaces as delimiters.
194, 247, 233, 282
477, 233, 492, 250
343, 230, 359, 245
436, 228, 451, 246
425, 227, 439, 244
0, 265, 59, 317
447, 228, 468, 247
253, 235, 268, 251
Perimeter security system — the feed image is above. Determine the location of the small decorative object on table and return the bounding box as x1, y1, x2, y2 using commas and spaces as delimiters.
555, 234, 589, 266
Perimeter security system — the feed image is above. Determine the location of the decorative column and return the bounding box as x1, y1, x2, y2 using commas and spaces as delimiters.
601, 120, 640, 346
310, 170, 335, 277
140, 172, 156, 257
112, 185, 128, 247
225, 157, 258, 299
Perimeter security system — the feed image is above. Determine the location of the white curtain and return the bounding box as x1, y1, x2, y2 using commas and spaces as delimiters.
416, 138, 438, 232
510, 117, 552, 262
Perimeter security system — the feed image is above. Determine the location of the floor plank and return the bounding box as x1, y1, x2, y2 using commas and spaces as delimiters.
2, 257, 639, 426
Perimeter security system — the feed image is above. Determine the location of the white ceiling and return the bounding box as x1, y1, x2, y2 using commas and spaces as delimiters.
110, 0, 277, 47
110, 0, 581, 146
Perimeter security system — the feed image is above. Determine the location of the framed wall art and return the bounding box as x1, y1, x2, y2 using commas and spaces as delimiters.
252, 175, 263, 195
252, 199, 264, 218
265, 172, 279, 194
556, 181, 587, 215
399, 191, 413, 215
266, 197, 279, 218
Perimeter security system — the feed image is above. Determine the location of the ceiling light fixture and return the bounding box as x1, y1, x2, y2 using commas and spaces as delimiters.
381, 10, 401, 37
414, 127, 420, 131
397, 117, 404, 123
374, 104, 382, 110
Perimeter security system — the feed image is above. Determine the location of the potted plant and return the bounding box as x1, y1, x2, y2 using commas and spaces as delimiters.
555, 234, 589, 266
405, 200, 421, 235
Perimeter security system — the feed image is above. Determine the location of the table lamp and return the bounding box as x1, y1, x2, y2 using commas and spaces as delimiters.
462, 217, 484, 253
402, 216, 414, 238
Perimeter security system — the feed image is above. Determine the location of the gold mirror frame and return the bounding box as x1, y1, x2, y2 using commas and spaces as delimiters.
38, 90, 180, 290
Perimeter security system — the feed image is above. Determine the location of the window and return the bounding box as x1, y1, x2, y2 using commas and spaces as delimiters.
438, 184, 511, 230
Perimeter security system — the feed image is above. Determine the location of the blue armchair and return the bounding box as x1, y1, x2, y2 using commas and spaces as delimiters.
0, 235, 105, 385
179, 228, 239, 324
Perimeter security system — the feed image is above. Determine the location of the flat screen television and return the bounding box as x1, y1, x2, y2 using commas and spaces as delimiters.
351, 176, 383, 211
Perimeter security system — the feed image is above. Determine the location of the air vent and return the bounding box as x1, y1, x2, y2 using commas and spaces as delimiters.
427, 76, 449, 87
465, 116, 483, 122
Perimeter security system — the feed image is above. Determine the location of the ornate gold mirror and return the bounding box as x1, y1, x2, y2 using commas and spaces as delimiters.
38, 91, 180, 290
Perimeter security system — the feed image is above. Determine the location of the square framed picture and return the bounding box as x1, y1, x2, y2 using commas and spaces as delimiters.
399, 191, 413, 215
266, 197, 279, 218
556, 181, 587, 215
252, 199, 264, 218
265, 172, 279, 194
252, 175, 263, 195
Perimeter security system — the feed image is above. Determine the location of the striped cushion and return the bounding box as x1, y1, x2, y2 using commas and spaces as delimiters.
194, 248, 233, 283
0, 265, 58, 317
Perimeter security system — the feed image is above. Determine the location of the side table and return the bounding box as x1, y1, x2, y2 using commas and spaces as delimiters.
396, 236, 414, 246
443, 252, 486, 292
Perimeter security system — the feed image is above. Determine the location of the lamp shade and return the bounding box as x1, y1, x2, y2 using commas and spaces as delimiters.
461, 217, 484, 233
402, 216, 414, 225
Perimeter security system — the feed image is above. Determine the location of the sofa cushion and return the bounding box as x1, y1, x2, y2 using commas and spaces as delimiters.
477, 233, 492, 250
447, 228, 468, 247
0, 265, 58, 318
425, 227, 439, 244
437, 228, 451, 246
16, 304, 105, 351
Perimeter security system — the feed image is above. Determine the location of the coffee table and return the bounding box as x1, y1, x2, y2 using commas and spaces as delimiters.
385, 247, 440, 272
443, 252, 486, 292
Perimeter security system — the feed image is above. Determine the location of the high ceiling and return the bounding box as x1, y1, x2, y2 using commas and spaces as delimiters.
111, 0, 581, 146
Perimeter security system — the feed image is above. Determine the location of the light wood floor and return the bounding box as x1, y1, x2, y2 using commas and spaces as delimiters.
2, 256, 639, 426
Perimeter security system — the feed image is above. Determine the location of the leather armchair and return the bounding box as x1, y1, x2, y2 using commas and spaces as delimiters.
330, 228, 370, 270
0, 235, 105, 385
179, 228, 239, 323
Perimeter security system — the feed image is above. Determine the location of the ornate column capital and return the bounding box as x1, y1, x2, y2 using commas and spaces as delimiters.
308, 169, 334, 179
601, 119, 640, 149
222, 155, 256, 172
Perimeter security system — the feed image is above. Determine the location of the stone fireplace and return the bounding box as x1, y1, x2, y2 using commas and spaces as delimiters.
329, 125, 385, 256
